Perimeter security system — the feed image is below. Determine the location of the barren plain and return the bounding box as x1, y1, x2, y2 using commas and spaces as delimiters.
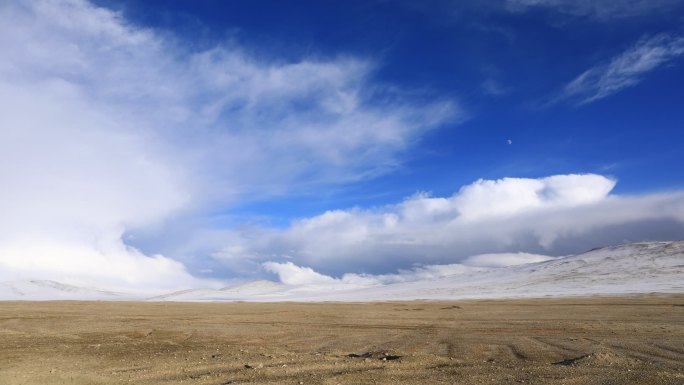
1, 297, 683, 385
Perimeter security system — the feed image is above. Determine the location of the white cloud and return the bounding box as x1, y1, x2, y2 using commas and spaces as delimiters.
3, 1, 683, 292
0, 0, 458, 289
505, 0, 681, 20
561, 33, 684, 104
450, 173, 615, 220
0, 237, 218, 293
215, 174, 684, 277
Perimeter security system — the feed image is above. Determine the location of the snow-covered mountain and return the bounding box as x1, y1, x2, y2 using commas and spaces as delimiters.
312, 241, 684, 301
1, 241, 682, 301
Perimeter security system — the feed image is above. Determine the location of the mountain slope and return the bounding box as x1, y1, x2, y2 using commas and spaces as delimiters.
1, 241, 682, 301
314, 241, 684, 301
156, 241, 684, 301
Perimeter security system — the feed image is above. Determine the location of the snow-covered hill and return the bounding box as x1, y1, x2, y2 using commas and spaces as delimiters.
312, 241, 684, 301
1, 241, 682, 301
0, 280, 132, 300
147, 280, 288, 301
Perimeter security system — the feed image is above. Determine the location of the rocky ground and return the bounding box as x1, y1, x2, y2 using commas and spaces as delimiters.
0, 297, 683, 384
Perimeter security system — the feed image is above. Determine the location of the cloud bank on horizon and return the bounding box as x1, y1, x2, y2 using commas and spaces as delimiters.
1, 0, 684, 291
226, 173, 684, 281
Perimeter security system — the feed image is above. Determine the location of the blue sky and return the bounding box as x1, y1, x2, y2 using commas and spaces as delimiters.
119, 0, 684, 249
1, 0, 684, 289
104, 0, 684, 201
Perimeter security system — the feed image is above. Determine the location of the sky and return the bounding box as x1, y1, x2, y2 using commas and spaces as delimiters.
1, 0, 684, 291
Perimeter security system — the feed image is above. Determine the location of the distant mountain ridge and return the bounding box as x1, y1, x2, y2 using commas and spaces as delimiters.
1, 241, 682, 301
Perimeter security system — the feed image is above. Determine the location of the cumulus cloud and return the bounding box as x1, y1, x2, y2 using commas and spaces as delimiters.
0, 0, 458, 289
561, 33, 684, 104
0, 237, 218, 293
214, 174, 684, 277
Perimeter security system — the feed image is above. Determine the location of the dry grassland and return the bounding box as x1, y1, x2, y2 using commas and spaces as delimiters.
1, 296, 683, 384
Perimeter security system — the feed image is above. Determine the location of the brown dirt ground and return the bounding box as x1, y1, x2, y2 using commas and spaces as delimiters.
0, 296, 683, 385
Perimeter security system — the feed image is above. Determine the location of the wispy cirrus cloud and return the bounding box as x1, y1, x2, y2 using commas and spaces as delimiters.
560, 33, 684, 105
0, 0, 459, 290
505, 0, 682, 20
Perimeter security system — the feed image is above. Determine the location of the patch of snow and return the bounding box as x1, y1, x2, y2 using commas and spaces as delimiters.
1, 241, 682, 301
